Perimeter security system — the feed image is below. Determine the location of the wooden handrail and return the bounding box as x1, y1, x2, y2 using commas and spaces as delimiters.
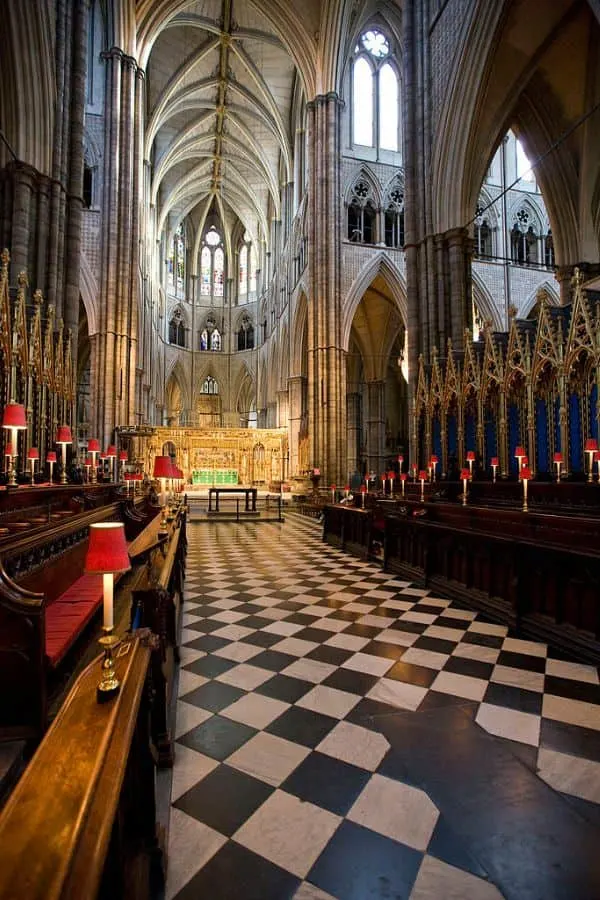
0, 638, 152, 900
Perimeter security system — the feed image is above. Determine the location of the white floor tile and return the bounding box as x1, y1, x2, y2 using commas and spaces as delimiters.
348, 774, 439, 851
178, 669, 209, 698
341, 652, 395, 677
317, 720, 390, 771
491, 665, 545, 693
271, 636, 320, 657
234, 790, 341, 878
227, 731, 310, 786
476, 703, 541, 747
170, 744, 219, 801
213, 641, 264, 662
221, 692, 290, 729
410, 854, 504, 900
281, 657, 337, 684
296, 684, 361, 719
400, 647, 449, 670
431, 671, 488, 701
165, 809, 226, 900
502, 637, 547, 657
174, 700, 213, 739
216, 663, 274, 690
537, 747, 600, 804
324, 633, 370, 651
545, 658, 600, 684
367, 677, 427, 711
542, 694, 600, 731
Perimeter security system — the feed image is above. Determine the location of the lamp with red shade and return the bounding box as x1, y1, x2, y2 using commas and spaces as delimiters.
4, 442, 13, 476
419, 470, 427, 502
521, 466, 532, 511
106, 444, 117, 482
46, 450, 57, 483
87, 438, 100, 483
460, 468, 470, 505
153, 455, 172, 506
466, 451, 476, 478
514, 445, 526, 475
119, 449, 128, 482
27, 447, 39, 485
490, 456, 499, 483
56, 425, 72, 484
359, 483, 367, 508
84, 522, 131, 700
584, 439, 598, 482
400, 472, 408, 497
430, 456, 439, 482
84, 455, 92, 483
553, 452, 563, 481
2, 403, 27, 486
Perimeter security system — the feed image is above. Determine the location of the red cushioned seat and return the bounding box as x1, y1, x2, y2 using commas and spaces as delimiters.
45, 573, 104, 667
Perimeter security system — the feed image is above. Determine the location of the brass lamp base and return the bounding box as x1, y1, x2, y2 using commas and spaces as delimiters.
97, 629, 121, 702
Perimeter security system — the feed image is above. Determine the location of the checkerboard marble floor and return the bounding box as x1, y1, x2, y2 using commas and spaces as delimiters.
166, 514, 600, 900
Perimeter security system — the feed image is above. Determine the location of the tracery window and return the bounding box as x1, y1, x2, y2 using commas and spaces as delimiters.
351, 29, 400, 153
474, 205, 492, 257
201, 375, 218, 395
347, 178, 377, 244
384, 182, 404, 248
199, 227, 226, 302
511, 209, 539, 265
237, 315, 255, 351
167, 223, 186, 298
238, 232, 258, 303
199, 315, 222, 352
168, 310, 186, 348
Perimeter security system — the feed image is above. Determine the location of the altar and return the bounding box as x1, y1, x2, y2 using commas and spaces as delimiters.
192, 469, 238, 485
122, 425, 288, 487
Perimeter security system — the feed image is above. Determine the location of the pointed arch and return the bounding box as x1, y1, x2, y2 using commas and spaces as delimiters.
79, 253, 99, 336
342, 253, 407, 350
471, 271, 503, 331
290, 291, 308, 377
521, 280, 560, 318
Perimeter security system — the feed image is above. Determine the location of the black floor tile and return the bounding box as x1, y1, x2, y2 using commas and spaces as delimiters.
181, 680, 244, 712
413, 635, 457, 655
255, 674, 313, 704
483, 681, 543, 716
389, 620, 428, 634
172, 840, 300, 900
177, 715, 256, 760
265, 706, 338, 747
281, 750, 370, 816
462, 631, 505, 649
361, 640, 407, 661
385, 660, 438, 688
539, 718, 600, 764
284, 613, 321, 626
306, 645, 354, 666
418, 690, 478, 717
234, 602, 268, 614
276, 600, 308, 611
443, 655, 495, 680
183, 655, 237, 679
174, 764, 273, 836
241, 631, 284, 648
308, 820, 422, 900
345, 697, 407, 726
496, 650, 546, 673
323, 667, 378, 696
185, 618, 228, 634
188, 605, 223, 617
184, 634, 231, 653
294, 626, 336, 644
248, 650, 298, 672
327, 610, 358, 622
427, 814, 489, 880
544, 675, 600, 706
237, 615, 277, 630
343, 623, 380, 639
435, 615, 469, 632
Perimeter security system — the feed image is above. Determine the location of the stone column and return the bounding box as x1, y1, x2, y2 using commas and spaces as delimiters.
366, 380, 386, 476
277, 389, 289, 428
288, 375, 305, 477
346, 391, 361, 481
306, 93, 345, 484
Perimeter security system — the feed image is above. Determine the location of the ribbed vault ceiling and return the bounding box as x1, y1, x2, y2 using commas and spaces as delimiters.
147, 0, 299, 252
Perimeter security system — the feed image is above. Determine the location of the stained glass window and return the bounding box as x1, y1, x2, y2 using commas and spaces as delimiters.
214, 248, 224, 297
353, 56, 373, 147
249, 245, 257, 294
200, 246, 211, 296
239, 245, 247, 297
379, 63, 398, 151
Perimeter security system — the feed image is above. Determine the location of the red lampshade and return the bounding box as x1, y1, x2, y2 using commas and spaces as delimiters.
56, 425, 72, 444
460, 468, 470, 480
85, 456, 92, 466
133, 473, 143, 481
344, 484, 350, 491
106, 444, 117, 457
87, 438, 100, 452
514, 446, 526, 457
27, 447, 39, 460
119, 450, 128, 461
595, 452, 600, 462
466, 451, 476, 461
419, 470, 427, 480
491, 457, 499, 466
124, 472, 131, 480
359, 484, 367, 493
521, 467, 532, 480
100, 452, 107, 460
46, 451, 57, 463
585, 439, 598, 452
522, 456, 529, 466
400, 473, 408, 481
430, 455, 439, 464
2, 403, 26, 430
553, 452, 563, 463
85, 522, 131, 574
4, 443, 13, 457
397, 455, 404, 463
388, 471, 396, 479
153, 455, 173, 478
330, 484, 336, 490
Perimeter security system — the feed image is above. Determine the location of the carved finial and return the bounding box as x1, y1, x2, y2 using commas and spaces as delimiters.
508, 304, 517, 320
17, 270, 28, 289
0, 249, 9, 268
33, 288, 43, 307
536, 287, 548, 307
571, 267, 584, 291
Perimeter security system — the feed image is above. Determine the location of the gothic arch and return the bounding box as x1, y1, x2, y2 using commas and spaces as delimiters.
342, 253, 407, 350
279, 325, 289, 390
344, 166, 382, 209
165, 358, 190, 412
79, 253, 100, 336
472, 272, 503, 331
290, 291, 308, 377
521, 280, 560, 318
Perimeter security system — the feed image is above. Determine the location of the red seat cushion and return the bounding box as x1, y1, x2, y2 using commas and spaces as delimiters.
45, 574, 103, 667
